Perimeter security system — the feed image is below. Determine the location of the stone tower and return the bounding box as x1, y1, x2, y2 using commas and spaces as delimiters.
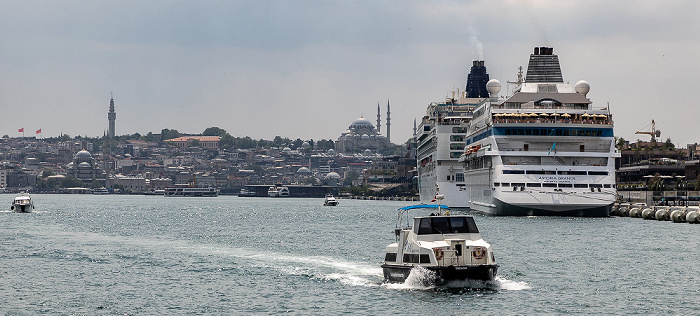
108, 94, 116, 138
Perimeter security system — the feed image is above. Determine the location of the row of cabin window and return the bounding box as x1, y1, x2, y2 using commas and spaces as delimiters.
495, 183, 612, 188
503, 128, 604, 137
417, 217, 480, 235
503, 170, 609, 175
383, 253, 431, 263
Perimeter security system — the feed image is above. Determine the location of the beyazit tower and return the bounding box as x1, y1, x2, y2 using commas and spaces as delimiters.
108, 93, 116, 138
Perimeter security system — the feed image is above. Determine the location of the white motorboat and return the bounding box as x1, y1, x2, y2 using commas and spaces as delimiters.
11, 193, 34, 213
324, 195, 339, 206
92, 187, 110, 195
381, 200, 498, 285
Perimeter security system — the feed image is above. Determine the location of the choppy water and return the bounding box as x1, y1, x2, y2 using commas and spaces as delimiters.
1, 194, 699, 315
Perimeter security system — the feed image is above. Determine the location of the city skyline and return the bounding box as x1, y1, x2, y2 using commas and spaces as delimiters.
1, 1, 699, 146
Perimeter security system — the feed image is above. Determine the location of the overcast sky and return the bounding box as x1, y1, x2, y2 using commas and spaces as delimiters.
2, 1, 698, 147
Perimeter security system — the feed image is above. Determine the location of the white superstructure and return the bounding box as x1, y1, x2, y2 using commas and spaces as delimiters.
460, 47, 619, 216
416, 61, 490, 208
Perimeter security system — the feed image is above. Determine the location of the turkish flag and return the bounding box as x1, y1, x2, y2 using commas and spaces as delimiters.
36, 129, 41, 134
18, 128, 24, 132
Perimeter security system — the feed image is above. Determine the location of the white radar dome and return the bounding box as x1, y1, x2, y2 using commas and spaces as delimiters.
486, 79, 501, 97
575, 80, 590, 96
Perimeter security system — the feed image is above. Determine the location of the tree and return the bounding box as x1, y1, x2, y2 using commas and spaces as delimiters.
663, 138, 675, 150
343, 170, 360, 186
189, 139, 200, 148
203, 127, 228, 137
615, 137, 627, 150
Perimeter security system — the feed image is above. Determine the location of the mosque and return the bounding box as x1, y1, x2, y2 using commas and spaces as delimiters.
65, 149, 107, 185
335, 101, 391, 154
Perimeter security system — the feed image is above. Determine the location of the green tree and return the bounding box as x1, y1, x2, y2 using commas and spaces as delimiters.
663, 138, 675, 150
615, 137, 627, 150
60, 176, 85, 188
203, 127, 228, 137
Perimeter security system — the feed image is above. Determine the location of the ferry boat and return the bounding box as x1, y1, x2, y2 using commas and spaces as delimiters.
11, 193, 34, 213
416, 61, 490, 209
164, 186, 219, 197
381, 197, 498, 285
268, 185, 290, 197
459, 47, 619, 216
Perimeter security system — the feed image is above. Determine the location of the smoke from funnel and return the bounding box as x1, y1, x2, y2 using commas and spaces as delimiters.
468, 26, 484, 60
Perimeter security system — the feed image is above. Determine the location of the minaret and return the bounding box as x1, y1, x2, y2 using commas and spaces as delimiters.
376, 103, 381, 134
386, 99, 391, 144
108, 93, 116, 138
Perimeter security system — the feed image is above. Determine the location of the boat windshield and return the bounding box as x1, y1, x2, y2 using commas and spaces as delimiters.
416, 216, 479, 235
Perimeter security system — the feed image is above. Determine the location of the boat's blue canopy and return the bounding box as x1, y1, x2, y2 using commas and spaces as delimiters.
398, 204, 450, 211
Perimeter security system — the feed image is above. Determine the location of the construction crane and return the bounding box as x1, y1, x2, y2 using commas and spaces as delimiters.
635, 120, 661, 143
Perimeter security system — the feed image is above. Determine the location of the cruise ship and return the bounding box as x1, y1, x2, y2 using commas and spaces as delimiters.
416, 61, 490, 208
460, 47, 619, 216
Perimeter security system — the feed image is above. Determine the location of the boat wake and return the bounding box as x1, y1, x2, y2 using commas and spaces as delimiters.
382, 266, 529, 291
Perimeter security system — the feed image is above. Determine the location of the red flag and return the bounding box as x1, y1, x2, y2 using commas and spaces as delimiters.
18, 128, 24, 132
36, 129, 41, 134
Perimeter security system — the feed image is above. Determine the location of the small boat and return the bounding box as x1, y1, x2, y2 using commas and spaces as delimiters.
268, 186, 279, 197
324, 194, 339, 206
381, 199, 498, 285
92, 187, 110, 195
11, 193, 34, 213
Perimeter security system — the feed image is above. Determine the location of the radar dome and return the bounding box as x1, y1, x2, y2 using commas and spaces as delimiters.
575, 80, 590, 96
486, 79, 501, 97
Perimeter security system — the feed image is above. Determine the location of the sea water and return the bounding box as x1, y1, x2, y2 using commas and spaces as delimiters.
1, 194, 698, 315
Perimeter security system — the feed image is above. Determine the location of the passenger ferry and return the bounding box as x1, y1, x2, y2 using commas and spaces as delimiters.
164, 185, 219, 197
416, 61, 490, 209
459, 47, 618, 216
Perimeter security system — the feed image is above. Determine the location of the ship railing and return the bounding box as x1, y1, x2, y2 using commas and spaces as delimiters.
491, 118, 612, 125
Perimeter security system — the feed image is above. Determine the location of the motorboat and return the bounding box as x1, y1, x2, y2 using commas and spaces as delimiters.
268, 186, 279, 197
324, 194, 339, 206
381, 199, 498, 285
11, 193, 34, 213
92, 187, 110, 195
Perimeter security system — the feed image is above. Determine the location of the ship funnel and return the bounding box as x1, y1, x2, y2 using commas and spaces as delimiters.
465, 60, 490, 98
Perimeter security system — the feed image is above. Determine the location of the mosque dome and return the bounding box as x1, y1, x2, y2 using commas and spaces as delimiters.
78, 162, 92, 169
327, 149, 336, 154
361, 134, 369, 140
282, 147, 292, 153
75, 149, 92, 160
350, 117, 374, 128
297, 167, 311, 174
326, 172, 341, 179
302, 141, 311, 149
364, 149, 372, 155
66, 162, 74, 169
